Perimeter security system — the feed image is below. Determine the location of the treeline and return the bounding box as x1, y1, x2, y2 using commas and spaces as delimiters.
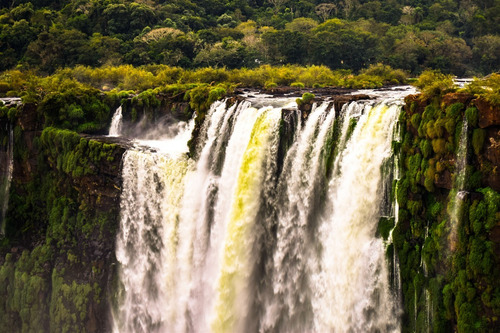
0, 0, 499, 75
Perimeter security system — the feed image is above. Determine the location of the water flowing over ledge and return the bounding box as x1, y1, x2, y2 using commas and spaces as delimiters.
112, 92, 410, 332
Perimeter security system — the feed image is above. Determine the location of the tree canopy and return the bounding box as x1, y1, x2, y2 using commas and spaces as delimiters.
0, 0, 499, 75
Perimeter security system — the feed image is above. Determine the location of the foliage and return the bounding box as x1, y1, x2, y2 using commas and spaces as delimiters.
463, 74, 500, 106
0, 64, 411, 101
412, 70, 456, 99
296, 92, 315, 107
0, 0, 499, 75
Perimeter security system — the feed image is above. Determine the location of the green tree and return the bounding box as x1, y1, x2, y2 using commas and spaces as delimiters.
472, 35, 500, 74
261, 29, 307, 64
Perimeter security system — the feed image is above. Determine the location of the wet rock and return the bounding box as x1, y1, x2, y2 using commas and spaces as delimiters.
18, 103, 41, 132
490, 223, 500, 258
485, 128, 500, 166
404, 94, 428, 115
435, 169, 453, 190
441, 92, 473, 107
473, 98, 500, 128
332, 94, 371, 113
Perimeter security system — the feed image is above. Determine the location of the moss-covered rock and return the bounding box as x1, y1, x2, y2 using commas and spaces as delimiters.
395, 91, 500, 332
0, 119, 125, 332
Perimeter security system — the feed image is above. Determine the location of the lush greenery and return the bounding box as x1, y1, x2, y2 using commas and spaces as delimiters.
393, 85, 500, 331
0, 114, 123, 331
0, 0, 499, 75
0, 63, 409, 97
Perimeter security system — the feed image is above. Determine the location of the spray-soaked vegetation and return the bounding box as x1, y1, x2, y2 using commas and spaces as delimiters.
394, 77, 500, 332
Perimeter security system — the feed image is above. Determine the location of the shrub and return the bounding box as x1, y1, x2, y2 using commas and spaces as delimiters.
413, 70, 456, 99
296, 92, 315, 107
290, 82, 305, 88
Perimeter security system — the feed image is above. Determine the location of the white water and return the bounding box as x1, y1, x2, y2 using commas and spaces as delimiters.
0, 124, 13, 235
109, 106, 123, 136
449, 118, 468, 251
113, 94, 409, 332
314, 102, 402, 332
262, 102, 335, 332
113, 119, 195, 333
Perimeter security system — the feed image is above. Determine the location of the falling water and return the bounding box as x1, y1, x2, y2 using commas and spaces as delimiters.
113, 93, 410, 332
109, 106, 123, 136
314, 102, 402, 332
262, 102, 335, 332
0, 124, 13, 235
449, 118, 468, 251
113, 119, 195, 333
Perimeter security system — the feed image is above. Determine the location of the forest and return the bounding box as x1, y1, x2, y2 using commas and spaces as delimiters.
0, 0, 499, 76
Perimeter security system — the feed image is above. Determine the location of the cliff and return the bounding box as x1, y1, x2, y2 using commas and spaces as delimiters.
0, 101, 126, 332
394, 92, 500, 332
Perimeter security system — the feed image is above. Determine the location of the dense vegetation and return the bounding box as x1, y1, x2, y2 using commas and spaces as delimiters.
393, 72, 500, 331
0, 0, 499, 76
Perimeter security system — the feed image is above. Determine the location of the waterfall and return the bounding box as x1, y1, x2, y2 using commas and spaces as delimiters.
313, 102, 402, 332
109, 106, 123, 136
449, 118, 468, 251
0, 123, 13, 235
262, 102, 335, 332
211, 107, 282, 333
112, 93, 410, 332
113, 119, 195, 333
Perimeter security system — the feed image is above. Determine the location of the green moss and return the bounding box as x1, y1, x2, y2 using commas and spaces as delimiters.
465, 107, 479, 128
40, 127, 118, 179
407, 200, 423, 216
472, 128, 485, 155
377, 217, 394, 241
419, 139, 432, 159
477, 187, 500, 231
396, 177, 410, 208
432, 138, 446, 155
446, 103, 464, 120
345, 118, 358, 143
410, 113, 421, 129
423, 104, 437, 121
50, 269, 93, 333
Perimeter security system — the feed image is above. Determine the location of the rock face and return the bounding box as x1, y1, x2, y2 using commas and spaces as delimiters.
0, 103, 126, 332
474, 97, 500, 128
396, 92, 500, 332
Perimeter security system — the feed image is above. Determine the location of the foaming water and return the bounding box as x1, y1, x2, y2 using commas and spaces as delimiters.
113, 94, 411, 332
134, 119, 195, 157
109, 106, 123, 136
314, 103, 402, 332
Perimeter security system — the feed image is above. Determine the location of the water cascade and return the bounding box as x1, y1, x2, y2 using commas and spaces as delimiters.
314, 102, 401, 332
109, 106, 123, 136
0, 123, 13, 235
113, 119, 195, 333
449, 118, 469, 251
113, 93, 410, 332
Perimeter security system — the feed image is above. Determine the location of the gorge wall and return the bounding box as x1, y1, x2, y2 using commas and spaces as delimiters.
0, 88, 499, 332
395, 93, 500, 332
